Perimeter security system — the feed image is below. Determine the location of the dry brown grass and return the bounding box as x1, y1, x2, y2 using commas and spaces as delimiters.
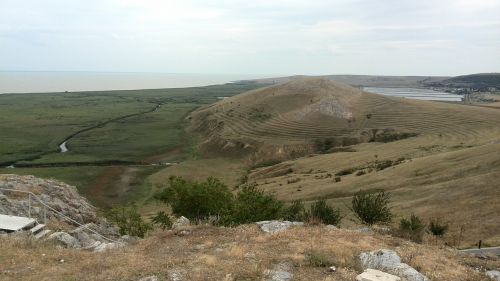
179, 78, 500, 249
0, 225, 495, 281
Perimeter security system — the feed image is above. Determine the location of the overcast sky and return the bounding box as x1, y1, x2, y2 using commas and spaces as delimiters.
1, 0, 499, 76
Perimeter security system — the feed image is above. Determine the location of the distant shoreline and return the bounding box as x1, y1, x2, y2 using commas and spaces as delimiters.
0, 72, 269, 94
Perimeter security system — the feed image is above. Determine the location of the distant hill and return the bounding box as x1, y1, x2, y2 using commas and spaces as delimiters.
242, 73, 500, 88
430, 73, 500, 88
243, 75, 449, 87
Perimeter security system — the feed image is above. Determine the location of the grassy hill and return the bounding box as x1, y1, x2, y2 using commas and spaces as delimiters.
186, 78, 500, 247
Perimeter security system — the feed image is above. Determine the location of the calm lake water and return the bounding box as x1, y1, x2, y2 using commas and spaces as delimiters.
0, 72, 269, 94
364, 87, 463, 102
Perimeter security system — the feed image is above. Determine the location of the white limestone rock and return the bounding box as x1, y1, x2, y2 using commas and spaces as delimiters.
138, 276, 158, 281
49, 231, 81, 248
172, 216, 190, 229
256, 220, 304, 234
486, 270, 500, 281
359, 249, 428, 281
356, 269, 401, 281
266, 262, 293, 281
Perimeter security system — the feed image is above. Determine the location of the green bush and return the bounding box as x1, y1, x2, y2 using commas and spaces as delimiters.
351, 191, 392, 225
156, 177, 286, 226
230, 184, 283, 224
399, 214, 425, 242
105, 203, 152, 238
282, 200, 308, 221
151, 211, 173, 230
310, 199, 343, 226
156, 176, 233, 220
314, 138, 336, 153
428, 218, 448, 237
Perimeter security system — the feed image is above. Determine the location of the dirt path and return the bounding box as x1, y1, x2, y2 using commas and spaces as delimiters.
460, 247, 500, 256
86, 166, 145, 207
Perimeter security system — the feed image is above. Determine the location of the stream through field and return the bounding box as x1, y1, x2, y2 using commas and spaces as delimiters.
59, 142, 68, 153
3, 104, 166, 168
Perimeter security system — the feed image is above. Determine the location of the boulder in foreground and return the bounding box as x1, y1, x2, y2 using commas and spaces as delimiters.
359, 249, 428, 281
356, 269, 401, 281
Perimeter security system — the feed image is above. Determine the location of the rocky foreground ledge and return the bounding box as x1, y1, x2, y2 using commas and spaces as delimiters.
0, 174, 122, 251
2, 219, 499, 280
1, 174, 499, 281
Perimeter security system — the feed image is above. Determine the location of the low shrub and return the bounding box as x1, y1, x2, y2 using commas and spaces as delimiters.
151, 211, 173, 230
282, 200, 308, 221
428, 218, 448, 237
230, 184, 283, 224
351, 191, 392, 225
399, 214, 425, 242
105, 203, 152, 238
314, 138, 336, 153
155, 176, 234, 220
310, 199, 343, 226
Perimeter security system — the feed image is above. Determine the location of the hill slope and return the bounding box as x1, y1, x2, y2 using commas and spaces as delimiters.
187, 78, 500, 247
190, 78, 500, 162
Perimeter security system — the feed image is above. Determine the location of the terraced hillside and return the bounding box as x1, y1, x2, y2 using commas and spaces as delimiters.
190, 78, 500, 161
187, 78, 500, 247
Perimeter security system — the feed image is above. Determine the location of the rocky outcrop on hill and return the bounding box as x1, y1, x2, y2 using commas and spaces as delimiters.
1, 174, 99, 224
0, 174, 120, 250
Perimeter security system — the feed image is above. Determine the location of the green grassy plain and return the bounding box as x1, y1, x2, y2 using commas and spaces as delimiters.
0, 83, 267, 205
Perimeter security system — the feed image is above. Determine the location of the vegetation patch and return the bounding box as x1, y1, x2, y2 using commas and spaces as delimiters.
351, 191, 392, 225
314, 137, 360, 154
334, 157, 406, 177
250, 159, 283, 169
367, 128, 418, 143
306, 250, 335, 267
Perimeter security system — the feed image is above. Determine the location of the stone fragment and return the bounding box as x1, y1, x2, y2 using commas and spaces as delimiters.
256, 220, 304, 234
356, 269, 401, 281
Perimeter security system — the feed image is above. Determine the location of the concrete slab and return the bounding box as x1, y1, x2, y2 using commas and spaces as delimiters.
0, 214, 36, 232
